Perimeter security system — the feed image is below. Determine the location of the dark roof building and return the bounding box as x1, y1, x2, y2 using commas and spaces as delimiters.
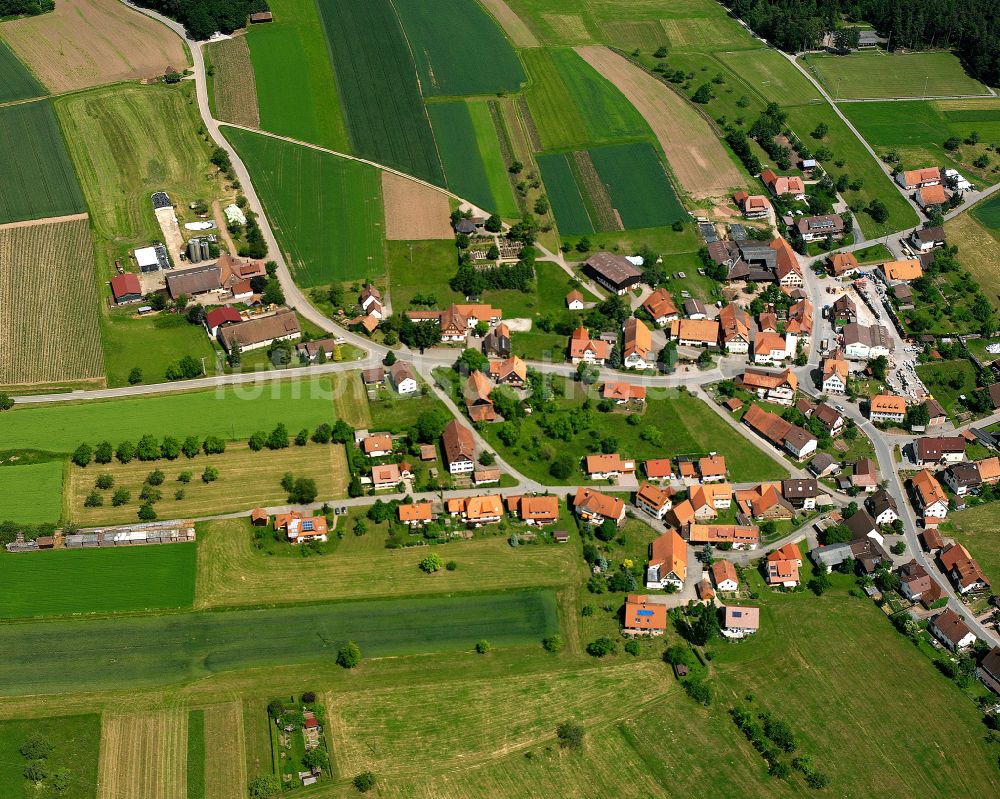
583, 252, 643, 294
218, 309, 300, 352
166, 264, 222, 299
441, 419, 475, 473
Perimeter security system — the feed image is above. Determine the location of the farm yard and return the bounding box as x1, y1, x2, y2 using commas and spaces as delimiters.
0, 38, 44, 102
0, 101, 86, 224
0, 0, 187, 93
245, 0, 350, 151
316, 0, 443, 183
0, 461, 63, 526
205, 35, 259, 128
803, 51, 991, 100
0, 377, 338, 453
0, 544, 197, 619
0, 591, 559, 696
392, 0, 526, 96
226, 126, 386, 287
97, 711, 188, 799
0, 714, 100, 799
0, 218, 103, 388
381, 172, 453, 240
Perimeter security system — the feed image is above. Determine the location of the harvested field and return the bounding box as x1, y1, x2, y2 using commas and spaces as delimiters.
571, 150, 620, 230
0, 0, 187, 93
479, 0, 539, 46
98, 711, 187, 799
203, 704, 246, 799
575, 45, 743, 198
0, 217, 103, 387
381, 172, 452, 240
206, 35, 259, 128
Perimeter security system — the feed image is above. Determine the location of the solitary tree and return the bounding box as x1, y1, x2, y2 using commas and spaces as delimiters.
556, 721, 585, 749
336, 641, 361, 669
352, 772, 377, 793
419, 553, 444, 573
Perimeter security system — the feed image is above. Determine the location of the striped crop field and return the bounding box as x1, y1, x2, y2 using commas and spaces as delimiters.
536, 151, 594, 235
205, 35, 259, 128
0, 217, 103, 388
97, 710, 188, 799
588, 141, 685, 228
0, 37, 45, 102
0, 100, 86, 224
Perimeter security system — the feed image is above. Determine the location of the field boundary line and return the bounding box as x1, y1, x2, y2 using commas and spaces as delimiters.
0, 211, 89, 231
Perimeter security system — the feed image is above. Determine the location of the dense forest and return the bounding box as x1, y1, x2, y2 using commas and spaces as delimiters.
0, 0, 52, 17
132, 0, 267, 40
724, 0, 1000, 85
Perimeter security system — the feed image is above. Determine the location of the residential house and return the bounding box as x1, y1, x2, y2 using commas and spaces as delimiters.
896, 167, 941, 190
845, 508, 879, 541
667, 499, 696, 530
566, 290, 585, 310
738, 368, 798, 405
473, 467, 501, 485
976, 647, 1000, 695
892, 283, 914, 310
448, 495, 504, 526
786, 298, 813, 336
584, 252, 643, 295
602, 381, 646, 405
928, 608, 977, 651
943, 462, 981, 497
813, 402, 845, 437
753, 331, 793, 364
879, 259, 923, 283
765, 542, 802, 587
408, 304, 502, 341
718, 304, 752, 353
568, 325, 611, 365
507, 495, 560, 525
758, 312, 777, 333
852, 458, 878, 492
359, 284, 383, 319
910, 227, 946, 253
686, 523, 760, 549
897, 559, 945, 608
734, 191, 772, 218
976, 456, 1000, 485
297, 338, 339, 362
829, 252, 861, 277
831, 294, 857, 323
782, 478, 819, 510
772, 237, 804, 289
217, 309, 301, 353
204, 306, 241, 338
110, 273, 143, 304
398, 502, 434, 527
586, 453, 636, 480
635, 482, 673, 520
388, 361, 418, 395
689, 483, 733, 519
672, 318, 721, 348
644, 459, 673, 482
464, 370, 496, 422
722, 605, 760, 638
842, 323, 893, 360
914, 436, 966, 466
761, 168, 806, 200
623, 595, 667, 635
361, 367, 385, 386
488, 356, 526, 388
699, 454, 727, 483
573, 487, 626, 525
911, 469, 949, 523
274, 513, 328, 544
623, 317, 653, 369
441, 419, 475, 474
736, 483, 794, 520
371, 463, 401, 490
923, 398, 948, 427
645, 529, 688, 589
869, 394, 907, 424
917, 184, 948, 210
809, 452, 839, 477
866, 489, 898, 526
642, 288, 679, 326
249, 507, 268, 527
684, 299, 708, 320
482, 323, 511, 358
362, 433, 394, 457
822, 357, 850, 394
796, 214, 845, 242
743, 403, 817, 460
711, 560, 739, 592
939, 542, 990, 594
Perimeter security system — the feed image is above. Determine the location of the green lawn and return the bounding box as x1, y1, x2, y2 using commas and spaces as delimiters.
386, 239, 465, 310
716, 48, 822, 106
944, 503, 1000, 591
481, 389, 788, 484
972, 192, 1000, 230
0, 715, 99, 799
0, 377, 336, 453
0, 37, 45, 103
853, 242, 893, 264
0, 461, 63, 525
187, 709, 206, 799
225, 126, 385, 287
246, 0, 351, 151
915, 359, 980, 419
0, 543, 197, 619
468, 99, 520, 217
0, 590, 558, 696
803, 51, 990, 100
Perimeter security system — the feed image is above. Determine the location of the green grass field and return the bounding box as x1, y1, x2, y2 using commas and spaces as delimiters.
0, 99, 85, 224
972, 193, 1000, 229
716, 48, 821, 106
245, 0, 350, 151
0, 37, 44, 103
0, 377, 336, 453
226, 127, 385, 287
522, 47, 649, 150
429, 101, 518, 217
0, 591, 558, 696
915, 359, 980, 419
588, 141, 685, 228
481, 390, 788, 484
0, 544, 196, 619
946, 212, 1000, 308
0, 714, 99, 799
315, 0, 443, 183
468, 99, 520, 217
804, 51, 990, 100
945, 503, 1000, 590
392, 0, 526, 96
537, 151, 594, 234
186, 709, 206, 799
0, 461, 62, 525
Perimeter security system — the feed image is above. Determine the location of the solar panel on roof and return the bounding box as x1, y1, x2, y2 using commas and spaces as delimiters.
636, 609, 654, 617
732, 610, 742, 618
303, 521, 313, 531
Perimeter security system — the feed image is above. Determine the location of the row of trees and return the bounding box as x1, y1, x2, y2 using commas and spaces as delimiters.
0, 0, 51, 16
134, 0, 268, 41
71, 434, 226, 468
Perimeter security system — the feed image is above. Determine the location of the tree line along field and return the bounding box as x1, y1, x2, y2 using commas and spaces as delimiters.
0, 544, 196, 619
0, 37, 44, 103
0, 100, 86, 224
315, 0, 443, 184
392, 0, 526, 96
0, 461, 63, 525
0, 714, 100, 799
802, 50, 991, 100
244, 0, 350, 152
225, 126, 386, 287
66, 442, 349, 527
0, 377, 337, 453
0, 218, 104, 389
205, 34, 260, 129
0, 591, 558, 696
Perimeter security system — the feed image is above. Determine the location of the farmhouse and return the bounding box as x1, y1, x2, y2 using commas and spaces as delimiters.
645, 529, 687, 589
910, 227, 946, 253
711, 560, 739, 592
842, 323, 893, 360
869, 394, 906, 424
866, 488, 898, 526
753, 331, 793, 364
447, 495, 504, 526
583, 251, 643, 295
896, 167, 941, 191
880, 259, 923, 283
939, 542, 990, 594
204, 306, 241, 337
642, 288, 679, 325
482, 322, 511, 358
771, 237, 804, 288
166, 264, 222, 299
360, 284, 383, 319
911, 469, 949, 523
623, 595, 667, 635
761, 169, 806, 200
737, 368, 797, 405
585, 453, 636, 480
735, 483, 794, 520
568, 325, 611, 364
722, 605, 760, 639
388, 361, 418, 394
795, 214, 844, 242
473, 467, 501, 486
684, 299, 708, 320
765, 542, 802, 588
623, 317, 653, 369
218, 309, 301, 353
110, 273, 142, 304
566, 290, 585, 310
398, 502, 434, 526
685, 523, 760, 549
573, 487, 626, 525
464, 370, 496, 422
734, 191, 771, 219
718, 304, 752, 353
218, 252, 266, 284
917, 184, 948, 210
743, 403, 817, 459
489, 356, 527, 387
822, 356, 849, 394
601, 381, 646, 404
442, 419, 475, 474
635, 482, 673, 519
407, 304, 502, 340
671, 318, 720, 348
928, 608, 977, 652
507, 495, 560, 525
828, 252, 860, 277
